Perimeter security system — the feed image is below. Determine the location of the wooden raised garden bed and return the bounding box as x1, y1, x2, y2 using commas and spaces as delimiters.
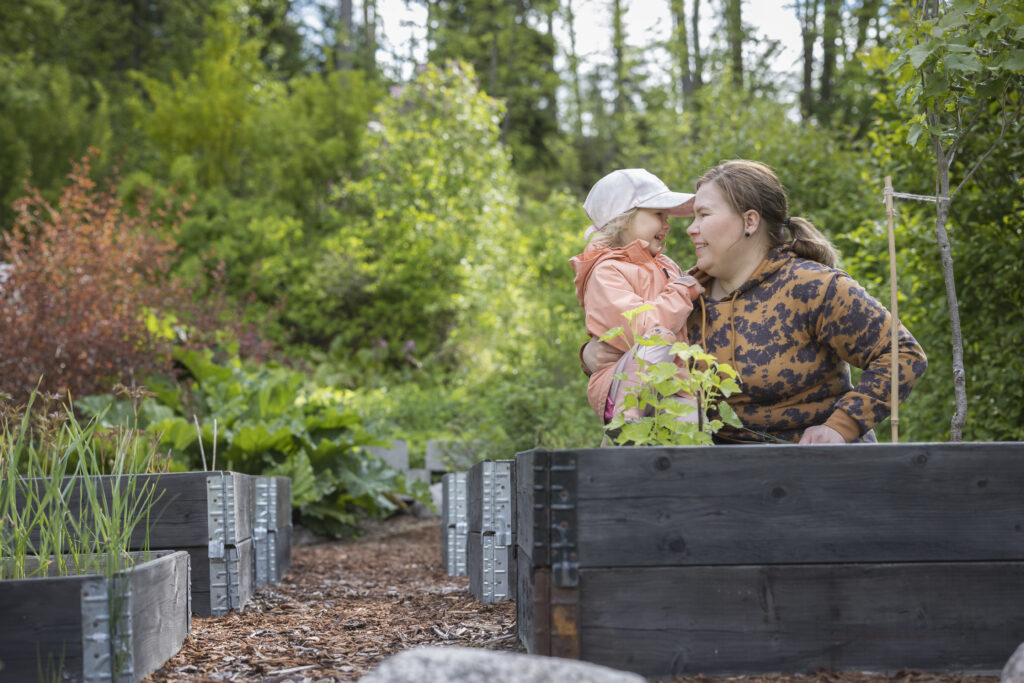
18, 471, 257, 616
516, 443, 1024, 677
467, 459, 516, 604
252, 475, 292, 587
0, 550, 190, 682
441, 472, 468, 576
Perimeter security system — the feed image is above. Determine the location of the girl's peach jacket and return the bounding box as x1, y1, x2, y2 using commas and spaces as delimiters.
570, 240, 702, 418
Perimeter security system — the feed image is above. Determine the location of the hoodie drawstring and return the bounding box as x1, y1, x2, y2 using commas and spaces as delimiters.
697, 289, 741, 375
728, 290, 740, 372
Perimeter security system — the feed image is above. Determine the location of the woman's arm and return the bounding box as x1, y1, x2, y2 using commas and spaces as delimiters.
814, 273, 929, 441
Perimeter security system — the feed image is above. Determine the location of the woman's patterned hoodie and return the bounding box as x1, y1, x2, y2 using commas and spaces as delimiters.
686, 245, 928, 443
571, 240, 703, 418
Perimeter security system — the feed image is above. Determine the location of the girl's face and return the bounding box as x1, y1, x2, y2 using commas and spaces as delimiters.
624, 208, 671, 256
686, 181, 746, 277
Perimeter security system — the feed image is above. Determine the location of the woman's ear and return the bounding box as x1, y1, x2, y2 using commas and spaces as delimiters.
742, 209, 760, 235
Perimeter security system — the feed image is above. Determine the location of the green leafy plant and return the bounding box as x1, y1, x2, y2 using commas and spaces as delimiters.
601, 304, 743, 446
79, 348, 429, 537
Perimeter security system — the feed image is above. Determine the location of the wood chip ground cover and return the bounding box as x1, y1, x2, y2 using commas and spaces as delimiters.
145, 516, 1000, 683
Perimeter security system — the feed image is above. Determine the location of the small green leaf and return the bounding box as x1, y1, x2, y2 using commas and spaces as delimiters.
907, 121, 925, 146
906, 43, 938, 69
944, 52, 983, 73
598, 326, 624, 342
718, 401, 744, 428
621, 303, 654, 321
994, 50, 1024, 71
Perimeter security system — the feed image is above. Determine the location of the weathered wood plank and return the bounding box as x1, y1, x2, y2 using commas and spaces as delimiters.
0, 571, 86, 679
564, 443, 1024, 566
127, 551, 191, 680
0, 551, 189, 682
516, 548, 544, 655
515, 450, 546, 567
16, 471, 255, 549
272, 524, 292, 583
577, 561, 1024, 677
274, 476, 292, 528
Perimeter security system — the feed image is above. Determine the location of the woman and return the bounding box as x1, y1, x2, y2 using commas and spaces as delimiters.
582, 160, 928, 444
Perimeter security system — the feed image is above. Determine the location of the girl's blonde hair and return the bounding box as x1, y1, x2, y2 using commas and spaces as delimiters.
696, 160, 839, 268
589, 208, 639, 248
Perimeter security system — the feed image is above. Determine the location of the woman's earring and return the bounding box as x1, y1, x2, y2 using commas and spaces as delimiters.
744, 231, 751, 238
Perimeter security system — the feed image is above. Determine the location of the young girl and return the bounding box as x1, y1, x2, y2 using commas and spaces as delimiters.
570, 168, 703, 436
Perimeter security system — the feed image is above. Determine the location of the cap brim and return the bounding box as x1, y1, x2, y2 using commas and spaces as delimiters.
639, 191, 696, 217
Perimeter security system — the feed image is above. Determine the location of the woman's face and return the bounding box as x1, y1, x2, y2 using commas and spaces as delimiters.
624, 208, 670, 256
686, 181, 745, 277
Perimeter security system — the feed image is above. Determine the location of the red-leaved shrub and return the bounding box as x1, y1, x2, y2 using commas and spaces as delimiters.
0, 150, 275, 401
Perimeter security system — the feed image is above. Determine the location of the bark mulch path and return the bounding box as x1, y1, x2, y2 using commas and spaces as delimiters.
146, 514, 1001, 683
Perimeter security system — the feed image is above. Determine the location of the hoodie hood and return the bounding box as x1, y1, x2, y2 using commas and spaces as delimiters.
688, 245, 795, 297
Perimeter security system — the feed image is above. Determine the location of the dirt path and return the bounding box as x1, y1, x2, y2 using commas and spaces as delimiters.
147, 517, 518, 682
146, 515, 1001, 683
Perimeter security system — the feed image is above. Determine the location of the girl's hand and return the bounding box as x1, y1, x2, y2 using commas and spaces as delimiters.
582, 338, 622, 374
799, 425, 846, 444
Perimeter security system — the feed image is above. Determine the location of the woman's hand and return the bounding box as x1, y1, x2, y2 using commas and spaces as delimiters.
799, 425, 846, 444
582, 338, 622, 375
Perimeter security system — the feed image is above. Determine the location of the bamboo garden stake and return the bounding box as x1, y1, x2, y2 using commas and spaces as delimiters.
884, 176, 900, 442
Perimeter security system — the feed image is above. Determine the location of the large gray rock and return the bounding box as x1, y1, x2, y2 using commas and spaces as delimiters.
359, 646, 645, 683
1004, 641, 1024, 683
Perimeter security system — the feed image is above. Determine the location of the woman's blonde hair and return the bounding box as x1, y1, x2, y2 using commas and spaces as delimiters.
696, 160, 839, 268
588, 207, 639, 248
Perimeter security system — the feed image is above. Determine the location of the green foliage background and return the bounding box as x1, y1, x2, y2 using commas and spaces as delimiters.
1, 0, 1022, 535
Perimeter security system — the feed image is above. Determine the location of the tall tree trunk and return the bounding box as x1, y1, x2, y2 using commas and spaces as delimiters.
612, 0, 627, 116
922, 0, 967, 440
336, 0, 353, 70
855, 0, 882, 52
363, 0, 377, 77
671, 0, 695, 107
565, 0, 585, 139
798, 0, 819, 120
691, 0, 704, 89
724, 0, 743, 88
820, 0, 840, 118
932, 133, 967, 440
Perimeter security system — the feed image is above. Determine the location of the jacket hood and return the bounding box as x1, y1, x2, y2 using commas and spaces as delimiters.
570, 240, 660, 307
688, 245, 795, 295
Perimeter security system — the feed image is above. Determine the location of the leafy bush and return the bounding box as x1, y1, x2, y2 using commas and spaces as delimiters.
79, 349, 427, 537
0, 151, 276, 402
0, 151, 181, 401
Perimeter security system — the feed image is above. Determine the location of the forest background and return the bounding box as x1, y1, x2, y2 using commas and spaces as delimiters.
1, 0, 1022, 534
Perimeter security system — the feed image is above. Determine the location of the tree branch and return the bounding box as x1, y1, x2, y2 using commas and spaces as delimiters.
946, 103, 985, 170
951, 94, 1023, 203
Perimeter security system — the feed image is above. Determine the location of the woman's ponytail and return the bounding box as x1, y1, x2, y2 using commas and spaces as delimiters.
787, 216, 839, 268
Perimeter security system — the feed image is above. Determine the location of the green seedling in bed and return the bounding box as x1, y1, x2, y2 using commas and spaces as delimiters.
1, 390, 164, 580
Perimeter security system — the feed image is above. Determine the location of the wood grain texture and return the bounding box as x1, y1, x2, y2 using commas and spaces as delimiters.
127, 551, 191, 679
577, 562, 1024, 677
515, 450, 546, 566
0, 551, 189, 682
274, 476, 292, 528
273, 525, 292, 582
565, 443, 1024, 566
0, 571, 86, 679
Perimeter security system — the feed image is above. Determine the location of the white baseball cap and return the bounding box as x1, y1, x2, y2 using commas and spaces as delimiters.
583, 168, 695, 229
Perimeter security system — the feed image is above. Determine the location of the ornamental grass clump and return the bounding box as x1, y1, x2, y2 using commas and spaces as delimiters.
0, 391, 166, 580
